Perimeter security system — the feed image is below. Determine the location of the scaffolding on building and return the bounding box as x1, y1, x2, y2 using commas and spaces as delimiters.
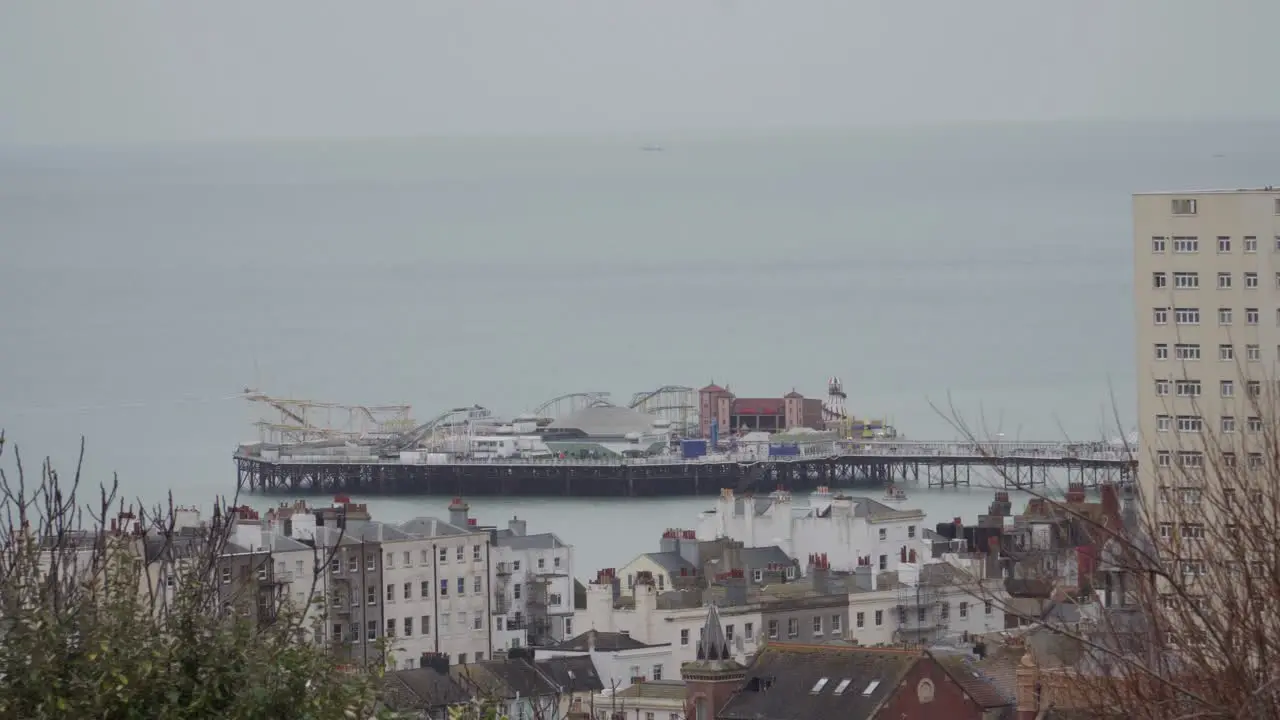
893, 566, 950, 646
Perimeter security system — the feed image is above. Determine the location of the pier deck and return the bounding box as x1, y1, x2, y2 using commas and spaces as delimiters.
235, 441, 1135, 497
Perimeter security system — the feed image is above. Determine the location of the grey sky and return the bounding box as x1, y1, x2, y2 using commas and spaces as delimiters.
2, 0, 1276, 145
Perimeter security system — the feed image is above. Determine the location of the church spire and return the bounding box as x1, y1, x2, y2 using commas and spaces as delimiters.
698, 603, 729, 662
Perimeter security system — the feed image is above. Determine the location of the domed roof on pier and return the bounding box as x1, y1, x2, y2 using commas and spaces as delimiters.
547, 405, 661, 437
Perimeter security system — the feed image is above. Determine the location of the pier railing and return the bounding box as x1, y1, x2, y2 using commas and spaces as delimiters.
239, 440, 1133, 467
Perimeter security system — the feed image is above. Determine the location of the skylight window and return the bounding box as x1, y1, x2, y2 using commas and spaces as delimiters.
832, 679, 853, 695
862, 680, 881, 696
810, 678, 829, 694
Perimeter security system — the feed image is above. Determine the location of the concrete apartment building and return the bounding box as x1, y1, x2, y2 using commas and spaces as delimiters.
1133, 188, 1280, 510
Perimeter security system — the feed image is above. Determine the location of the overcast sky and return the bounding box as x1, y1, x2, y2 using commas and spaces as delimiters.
1, 1, 1276, 146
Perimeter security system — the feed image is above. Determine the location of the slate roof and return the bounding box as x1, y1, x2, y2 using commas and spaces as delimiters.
934, 652, 1016, 709
536, 655, 605, 693
640, 551, 697, 575
345, 520, 414, 543
718, 644, 922, 720
739, 546, 793, 570
382, 666, 472, 712
401, 516, 468, 537
450, 658, 560, 700
543, 629, 661, 652
492, 529, 567, 551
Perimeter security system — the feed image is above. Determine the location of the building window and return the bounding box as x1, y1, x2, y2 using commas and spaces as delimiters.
514, 583, 521, 599
404, 582, 412, 600
348, 557, 357, 573
1175, 416, 1201, 433
878, 528, 887, 541
1178, 453, 1204, 470
875, 610, 883, 625
1248, 417, 1262, 433
744, 622, 753, 639
1155, 379, 1169, 396
1171, 199, 1197, 215
456, 546, 464, 562
1174, 344, 1199, 360
473, 576, 482, 593
1245, 236, 1258, 252
330, 558, 339, 574
386, 553, 394, 569
513, 560, 521, 571
1153, 272, 1167, 288
421, 581, 430, 598
367, 586, 376, 605
549, 592, 562, 606
788, 618, 799, 638
907, 525, 915, 538
878, 555, 887, 571
367, 555, 376, 571
1175, 379, 1199, 396
984, 601, 992, 615
1246, 272, 1259, 288
959, 601, 969, 618
1218, 308, 1232, 325
440, 579, 448, 597
1222, 380, 1235, 397
1247, 344, 1261, 361
1222, 416, 1237, 433
1174, 308, 1199, 325
386, 618, 396, 637
439, 547, 448, 563
386, 584, 394, 602
1247, 308, 1260, 324
420, 549, 429, 564
404, 617, 413, 636
1153, 308, 1168, 325
473, 615, 482, 630
473, 545, 482, 561
1220, 344, 1234, 361
856, 612, 865, 628
1218, 272, 1232, 289
752, 570, 763, 583
554, 556, 561, 567
1173, 272, 1199, 289
1248, 380, 1262, 397
1218, 236, 1231, 253
812, 616, 822, 635
1156, 415, 1171, 432
1152, 236, 1167, 252
652, 665, 663, 681
767, 620, 778, 639
725, 624, 734, 641
832, 615, 842, 632
422, 616, 431, 635
1173, 235, 1199, 252
221, 568, 231, 584
681, 628, 689, 645
1156, 451, 1171, 467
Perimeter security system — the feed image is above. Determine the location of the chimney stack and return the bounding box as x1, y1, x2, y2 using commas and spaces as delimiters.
449, 497, 470, 528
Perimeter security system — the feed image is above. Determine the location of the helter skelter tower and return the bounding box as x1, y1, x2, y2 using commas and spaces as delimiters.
825, 377, 847, 419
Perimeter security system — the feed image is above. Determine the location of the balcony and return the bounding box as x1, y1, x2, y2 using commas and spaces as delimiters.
496, 562, 512, 576
259, 571, 295, 585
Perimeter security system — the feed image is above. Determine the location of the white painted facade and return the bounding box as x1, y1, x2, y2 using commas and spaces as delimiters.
425, 527, 493, 665
617, 554, 692, 596
696, 488, 927, 574
843, 558, 1007, 647
490, 518, 576, 648
576, 578, 762, 669
379, 533, 441, 668
230, 519, 322, 632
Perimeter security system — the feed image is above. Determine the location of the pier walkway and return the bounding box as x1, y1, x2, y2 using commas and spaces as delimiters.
236, 440, 1135, 497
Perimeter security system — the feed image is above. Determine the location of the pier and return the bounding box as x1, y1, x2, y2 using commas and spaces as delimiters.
234, 440, 1135, 498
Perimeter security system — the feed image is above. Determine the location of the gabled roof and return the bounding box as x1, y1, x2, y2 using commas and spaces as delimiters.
718, 644, 921, 720
382, 666, 472, 712
450, 658, 559, 700
536, 655, 605, 693
640, 551, 697, 575
543, 629, 660, 652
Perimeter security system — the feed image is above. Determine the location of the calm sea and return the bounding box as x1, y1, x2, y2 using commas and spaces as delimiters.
4, 120, 1280, 576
